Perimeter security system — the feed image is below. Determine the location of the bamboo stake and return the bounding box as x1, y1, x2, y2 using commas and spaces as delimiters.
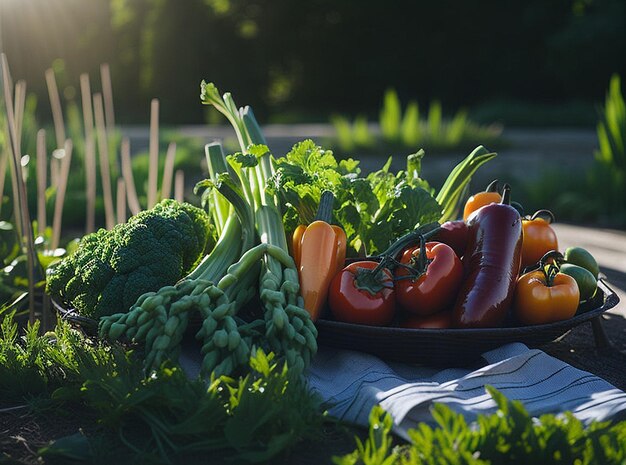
0, 148, 7, 215
121, 137, 141, 215
116, 178, 126, 223
161, 142, 176, 199
93, 93, 115, 229
174, 169, 184, 202
45, 68, 66, 149
1, 56, 24, 243
50, 156, 60, 189
0, 121, 9, 216
2, 53, 41, 324
100, 63, 115, 132
3, 121, 20, 221
51, 139, 72, 250
80, 73, 96, 233
36, 129, 47, 234
147, 98, 159, 208
14, 80, 26, 155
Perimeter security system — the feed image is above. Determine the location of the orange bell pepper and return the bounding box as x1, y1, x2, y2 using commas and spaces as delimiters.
513, 263, 579, 325
463, 179, 502, 221
521, 210, 559, 269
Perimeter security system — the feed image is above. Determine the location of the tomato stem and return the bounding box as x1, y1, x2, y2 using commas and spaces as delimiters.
376, 222, 440, 261
392, 234, 433, 282
353, 260, 394, 295
536, 250, 565, 287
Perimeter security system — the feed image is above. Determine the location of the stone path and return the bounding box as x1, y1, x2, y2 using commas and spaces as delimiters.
541, 223, 626, 390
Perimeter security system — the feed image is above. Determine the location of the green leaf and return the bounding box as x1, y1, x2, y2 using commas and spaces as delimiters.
246, 144, 270, 159
38, 432, 93, 461
338, 158, 361, 175
249, 348, 273, 377
228, 151, 259, 168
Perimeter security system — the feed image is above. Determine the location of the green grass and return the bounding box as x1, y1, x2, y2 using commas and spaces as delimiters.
329, 89, 505, 157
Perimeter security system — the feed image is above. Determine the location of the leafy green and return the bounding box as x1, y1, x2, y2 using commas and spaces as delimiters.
270, 140, 441, 255
334, 386, 626, 465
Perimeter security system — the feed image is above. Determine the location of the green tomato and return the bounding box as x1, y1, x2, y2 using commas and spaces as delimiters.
559, 263, 597, 302
563, 247, 600, 279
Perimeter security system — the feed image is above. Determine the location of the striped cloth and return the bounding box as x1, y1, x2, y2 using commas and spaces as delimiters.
306, 342, 626, 440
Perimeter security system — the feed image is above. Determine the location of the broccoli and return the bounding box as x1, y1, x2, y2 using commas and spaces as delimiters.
46, 199, 212, 318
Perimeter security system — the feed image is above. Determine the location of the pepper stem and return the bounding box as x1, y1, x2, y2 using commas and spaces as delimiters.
500, 183, 512, 205
314, 190, 334, 223
486, 179, 499, 192
530, 209, 556, 224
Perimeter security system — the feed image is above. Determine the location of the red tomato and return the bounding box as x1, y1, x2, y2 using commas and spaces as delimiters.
394, 242, 463, 316
400, 311, 453, 329
328, 260, 395, 326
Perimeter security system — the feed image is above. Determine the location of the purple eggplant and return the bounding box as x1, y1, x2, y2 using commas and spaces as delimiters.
432, 220, 469, 258
452, 185, 523, 328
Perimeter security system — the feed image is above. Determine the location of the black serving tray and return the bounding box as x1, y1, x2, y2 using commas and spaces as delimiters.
315, 279, 620, 366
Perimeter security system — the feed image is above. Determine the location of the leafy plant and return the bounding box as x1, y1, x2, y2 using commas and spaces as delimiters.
270, 140, 494, 256
334, 386, 626, 465
0, 312, 323, 464
330, 89, 504, 155
595, 75, 625, 172
521, 75, 626, 227
269, 139, 441, 256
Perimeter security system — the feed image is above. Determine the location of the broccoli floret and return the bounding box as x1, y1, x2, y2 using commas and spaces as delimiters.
46, 199, 212, 318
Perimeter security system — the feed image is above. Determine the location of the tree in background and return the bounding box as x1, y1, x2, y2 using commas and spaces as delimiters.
0, 0, 624, 124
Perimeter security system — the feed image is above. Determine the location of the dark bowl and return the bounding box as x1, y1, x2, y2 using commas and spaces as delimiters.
50, 298, 99, 336
315, 279, 620, 366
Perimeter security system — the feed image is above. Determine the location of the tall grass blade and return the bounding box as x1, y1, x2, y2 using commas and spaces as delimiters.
331, 115, 354, 151
428, 100, 442, 143
353, 115, 374, 148
380, 88, 401, 142
596, 75, 625, 171
447, 109, 468, 145
401, 101, 420, 147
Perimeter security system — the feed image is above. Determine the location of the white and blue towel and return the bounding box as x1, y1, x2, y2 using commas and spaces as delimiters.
306, 342, 626, 440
